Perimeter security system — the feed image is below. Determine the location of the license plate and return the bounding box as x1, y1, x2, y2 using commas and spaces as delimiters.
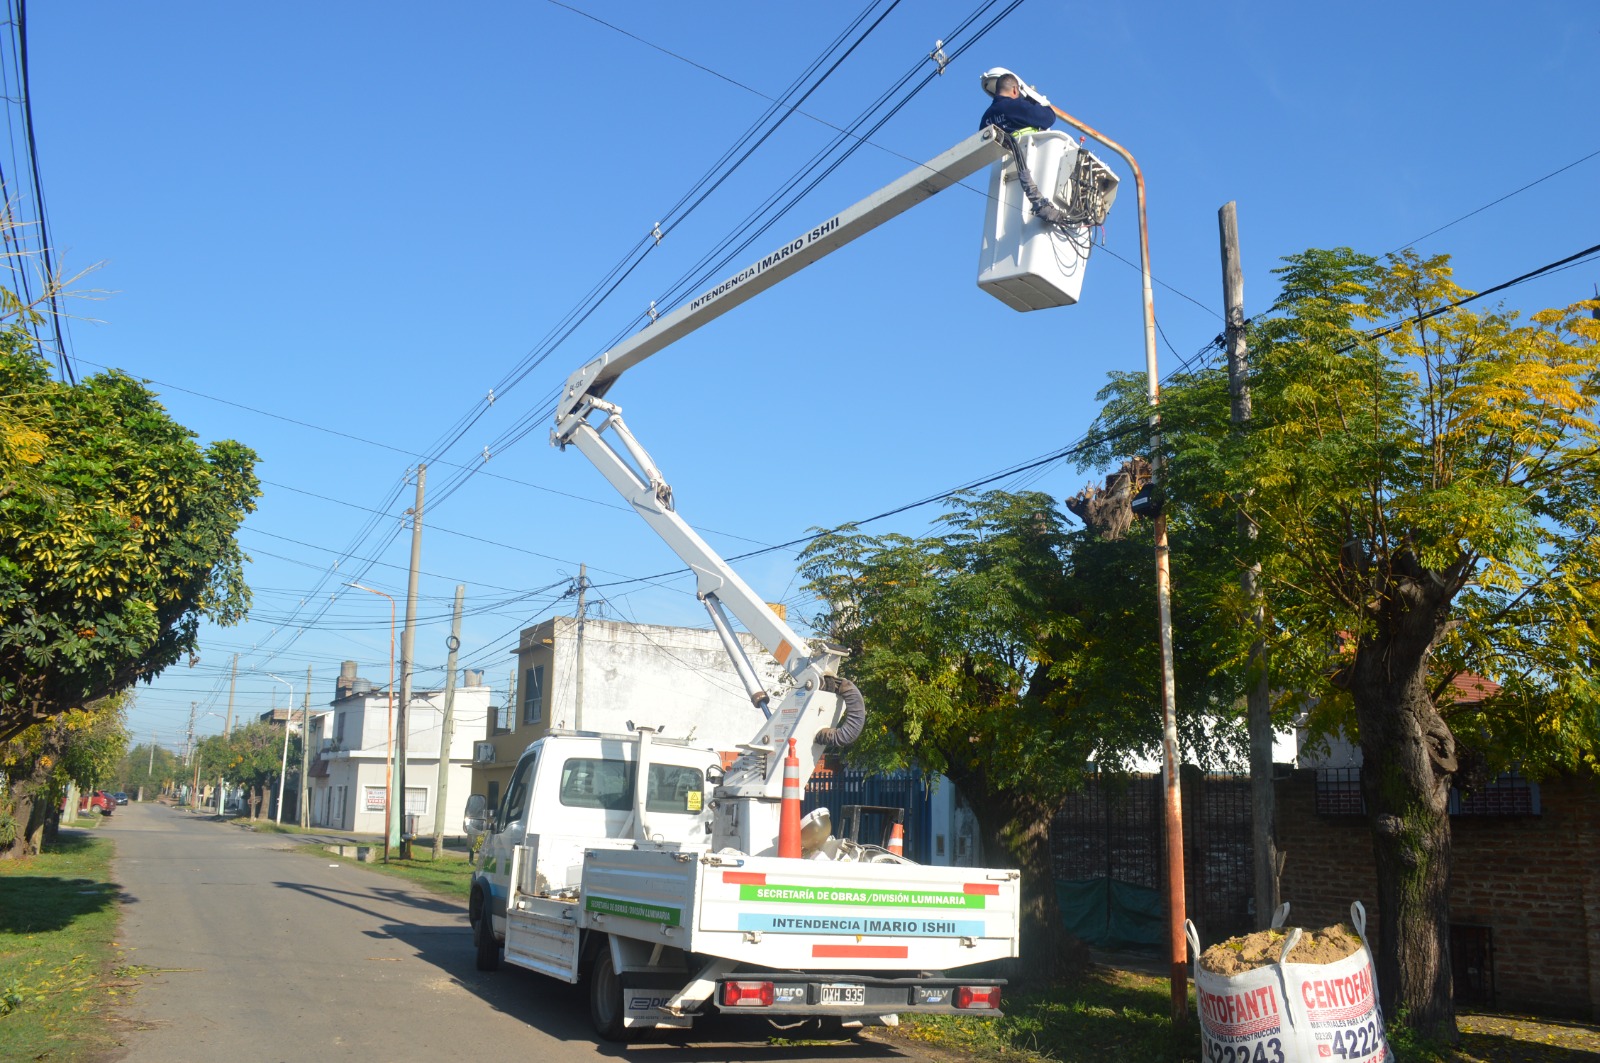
820, 983, 865, 1005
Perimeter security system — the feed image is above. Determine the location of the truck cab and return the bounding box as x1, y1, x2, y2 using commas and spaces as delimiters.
468, 730, 719, 957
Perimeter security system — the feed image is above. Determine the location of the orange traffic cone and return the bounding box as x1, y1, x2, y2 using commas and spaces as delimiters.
887, 820, 904, 858
778, 737, 803, 858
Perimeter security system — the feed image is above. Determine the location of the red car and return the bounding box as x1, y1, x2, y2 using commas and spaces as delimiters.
78, 790, 115, 816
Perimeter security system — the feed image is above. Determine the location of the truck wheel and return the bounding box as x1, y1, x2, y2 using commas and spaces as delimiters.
471, 889, 499, 972
588, 943, 627, 1041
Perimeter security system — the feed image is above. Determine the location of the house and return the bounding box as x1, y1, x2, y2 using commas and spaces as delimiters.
470, 615, 782, 811
307, 660, 492, 838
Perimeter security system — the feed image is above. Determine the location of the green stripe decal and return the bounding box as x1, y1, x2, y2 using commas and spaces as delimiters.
585, 895, 682, 926
740, 884, 985, 909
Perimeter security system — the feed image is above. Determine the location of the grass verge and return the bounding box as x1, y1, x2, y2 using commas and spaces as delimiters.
892, 968, 1600, 1063
295, 840, 474, 900
896, 967, 1199, 1062
0, 831, 124, 1062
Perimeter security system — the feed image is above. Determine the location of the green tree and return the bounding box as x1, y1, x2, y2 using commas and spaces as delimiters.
0, 338, 259, 744
1088, 248, 1600, 1039
0, 695, 128, 856
801, 491, 1242, 982
111, 740, 183, 799
196, 721, 297, 821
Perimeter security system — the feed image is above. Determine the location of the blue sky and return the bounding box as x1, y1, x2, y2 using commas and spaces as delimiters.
29, 2, 1599, 749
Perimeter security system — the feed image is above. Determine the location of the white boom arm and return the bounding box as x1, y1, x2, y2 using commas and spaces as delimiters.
552, 128, 1006, 855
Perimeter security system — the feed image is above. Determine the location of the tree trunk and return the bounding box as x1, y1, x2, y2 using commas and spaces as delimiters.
1351, 597, 1458, 1043
960, 779, 1084, 985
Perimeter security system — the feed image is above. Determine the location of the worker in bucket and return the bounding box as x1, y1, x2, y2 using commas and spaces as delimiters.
979, 67, 1056, 136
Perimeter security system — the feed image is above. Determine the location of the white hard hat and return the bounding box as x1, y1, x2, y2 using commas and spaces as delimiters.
980, 67, 1017, 99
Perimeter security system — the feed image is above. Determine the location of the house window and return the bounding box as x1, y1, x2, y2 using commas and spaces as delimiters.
522, 665, 544, 725
404, 787, 428, 814
334, 712, 346, 744
363, 786, 386, 812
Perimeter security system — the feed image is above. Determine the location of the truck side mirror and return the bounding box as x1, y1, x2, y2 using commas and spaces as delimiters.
463, 793, 491, 835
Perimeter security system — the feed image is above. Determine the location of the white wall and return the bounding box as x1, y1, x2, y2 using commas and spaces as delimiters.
543, 618, 784, 751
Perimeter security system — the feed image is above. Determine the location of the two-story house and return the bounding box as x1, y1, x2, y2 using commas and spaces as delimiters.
308, 660, 492, 837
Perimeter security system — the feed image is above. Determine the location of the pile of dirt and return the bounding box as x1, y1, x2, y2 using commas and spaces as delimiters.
1199, 923, 1364, 975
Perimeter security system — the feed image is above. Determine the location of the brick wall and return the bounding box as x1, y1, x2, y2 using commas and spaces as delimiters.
1275, 769, 1600, 1020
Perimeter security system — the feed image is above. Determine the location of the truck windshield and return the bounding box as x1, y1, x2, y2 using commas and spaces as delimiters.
558, 758, 704, 815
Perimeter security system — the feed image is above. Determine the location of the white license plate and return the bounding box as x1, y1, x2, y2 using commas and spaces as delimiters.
820, 984, 865, 1005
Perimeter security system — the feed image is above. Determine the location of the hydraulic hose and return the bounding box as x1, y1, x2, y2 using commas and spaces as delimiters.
818, 676, 866, 747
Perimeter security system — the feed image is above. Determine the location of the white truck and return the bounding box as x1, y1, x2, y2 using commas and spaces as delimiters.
468, 120, 1114, 1039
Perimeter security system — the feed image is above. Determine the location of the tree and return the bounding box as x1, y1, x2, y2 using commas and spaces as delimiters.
0, 695, 128, 857
1088, 248, 1600, 1039
112, 740, 183, 799
801, 491, 1243, 982
195, 721, 297, 821
0, 337, 260, 744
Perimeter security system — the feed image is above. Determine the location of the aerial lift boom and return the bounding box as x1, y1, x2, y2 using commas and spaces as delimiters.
552, 128, 1009, 855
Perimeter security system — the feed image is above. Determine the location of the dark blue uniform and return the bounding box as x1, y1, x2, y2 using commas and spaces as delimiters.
979, 94, 1056, 135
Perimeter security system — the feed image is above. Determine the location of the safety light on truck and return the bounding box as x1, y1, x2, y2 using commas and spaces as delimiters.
955, 985, 1001, 1010
722, 981, 775, 1007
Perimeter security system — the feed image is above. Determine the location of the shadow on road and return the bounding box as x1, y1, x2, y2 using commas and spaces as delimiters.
273, 877, 903, 1057
382, 922, 904, 1059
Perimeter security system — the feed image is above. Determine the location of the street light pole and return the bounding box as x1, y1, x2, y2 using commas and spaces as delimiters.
1049, 104, 1188, 1022
347, 582, 398, 859
266, 673, 294, 824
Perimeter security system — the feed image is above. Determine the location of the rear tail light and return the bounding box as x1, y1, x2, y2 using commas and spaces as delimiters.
955, 985, 1001, 1009
722, 981, 775, 1007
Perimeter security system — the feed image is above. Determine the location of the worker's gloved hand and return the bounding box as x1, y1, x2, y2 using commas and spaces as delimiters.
821, 675, 843, 694
1024, 84, 1051, 108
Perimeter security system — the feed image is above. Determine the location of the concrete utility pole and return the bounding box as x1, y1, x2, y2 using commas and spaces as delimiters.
1220, 201, 1279, 927
433, 584, 465, 859
574, 564, 586, 731
300, 664, 313, 828
185, 702, 197, 767
397, 464, 426, 859
224, 653, 237, 737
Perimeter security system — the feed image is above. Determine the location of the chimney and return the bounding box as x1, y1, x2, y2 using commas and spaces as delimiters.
337, 660, 359, 700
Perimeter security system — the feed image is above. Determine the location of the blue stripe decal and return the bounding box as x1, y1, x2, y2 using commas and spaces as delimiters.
737, 913, 984, 937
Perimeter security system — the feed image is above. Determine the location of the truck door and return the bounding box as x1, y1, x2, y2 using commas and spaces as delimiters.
481, 747, 539, 923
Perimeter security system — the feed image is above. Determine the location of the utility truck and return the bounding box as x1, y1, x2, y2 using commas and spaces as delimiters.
467, 116, 1116, 1040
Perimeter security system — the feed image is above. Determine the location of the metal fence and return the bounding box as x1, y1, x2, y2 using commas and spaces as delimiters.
803, 767, 934, 864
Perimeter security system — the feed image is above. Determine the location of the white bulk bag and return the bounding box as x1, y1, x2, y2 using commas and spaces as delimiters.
1188, 902, 1391, 1063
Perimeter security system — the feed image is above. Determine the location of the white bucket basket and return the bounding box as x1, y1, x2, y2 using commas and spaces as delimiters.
1187, 902, 1391, 1063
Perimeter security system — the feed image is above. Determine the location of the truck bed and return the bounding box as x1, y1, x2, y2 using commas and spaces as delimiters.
578, 848, 1020, 971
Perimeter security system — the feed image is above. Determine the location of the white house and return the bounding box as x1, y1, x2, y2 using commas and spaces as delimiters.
308, 660, 492, 837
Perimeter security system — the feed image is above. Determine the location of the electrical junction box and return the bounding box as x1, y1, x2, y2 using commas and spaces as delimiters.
976, 130, 1119, 312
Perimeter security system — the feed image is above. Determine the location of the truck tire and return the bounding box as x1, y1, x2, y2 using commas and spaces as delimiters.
588, 942, 627, 1041
471, 888, 499, 972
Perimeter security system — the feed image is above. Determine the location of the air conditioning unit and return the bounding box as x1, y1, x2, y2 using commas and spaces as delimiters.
473, 742, 496, 765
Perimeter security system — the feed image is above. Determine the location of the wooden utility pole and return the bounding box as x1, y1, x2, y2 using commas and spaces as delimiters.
300, 664, 313, 828
1220, 201, 1279, 927
434, 584, 465, 858
574, 564, 586, 731
397, 464, 426, 859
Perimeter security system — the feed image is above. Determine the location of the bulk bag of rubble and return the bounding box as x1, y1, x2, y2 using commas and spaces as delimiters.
1187, 902, 1390, 1063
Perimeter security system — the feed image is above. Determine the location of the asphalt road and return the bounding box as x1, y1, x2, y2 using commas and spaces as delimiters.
106, 803, 916, 1063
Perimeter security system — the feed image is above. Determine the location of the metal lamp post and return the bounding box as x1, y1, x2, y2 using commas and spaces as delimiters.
1048, 103, 1188, 1021
266, 673, 294, 824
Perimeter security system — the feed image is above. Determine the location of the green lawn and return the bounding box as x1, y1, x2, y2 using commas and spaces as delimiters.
892, 967, 1600, 1063
295, 838, 475, 899
897, 967, 1201, 1062
0, 830, 125, 1062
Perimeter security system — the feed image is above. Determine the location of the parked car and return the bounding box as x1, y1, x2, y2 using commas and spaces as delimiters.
112, 792, 129, 805
79, 790, 115, 815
